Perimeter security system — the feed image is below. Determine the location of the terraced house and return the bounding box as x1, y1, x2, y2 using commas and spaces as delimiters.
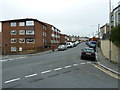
1, 18, 63, 55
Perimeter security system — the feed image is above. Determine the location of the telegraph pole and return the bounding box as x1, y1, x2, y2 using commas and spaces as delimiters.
109, 0, 112, 62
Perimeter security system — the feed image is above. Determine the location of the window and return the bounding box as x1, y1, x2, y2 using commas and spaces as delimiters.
52, 27, 54, 30
11, 30, 16, 35
19, 39, 25, 43
26, 30, 34, 35
43, 25, 47, 30
11, 38, 17, 43
26, 21, 34, 26
19, 22, 25, 26
19, 47, 22, 51
26, 39, 35, 43
19, 30, 25, 35
11, 22, 16, 27
11, 47, 17, 52
43, 39, 45, 43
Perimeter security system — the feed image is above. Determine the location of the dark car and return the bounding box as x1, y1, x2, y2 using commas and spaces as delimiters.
58, 45, 67, 51
86, 41, 96, 51
81, 47, 96, 61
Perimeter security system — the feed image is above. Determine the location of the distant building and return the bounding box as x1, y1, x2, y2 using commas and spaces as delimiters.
0, 32, 1, 55
111, 4, 120, 27
100, 23, 110, 39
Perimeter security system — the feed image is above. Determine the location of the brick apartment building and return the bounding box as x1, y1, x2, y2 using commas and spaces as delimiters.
45, 23, 61, 47
1, 18, 53, 54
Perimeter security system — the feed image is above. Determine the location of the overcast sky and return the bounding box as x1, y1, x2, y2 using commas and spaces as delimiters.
0, 0, 119, 37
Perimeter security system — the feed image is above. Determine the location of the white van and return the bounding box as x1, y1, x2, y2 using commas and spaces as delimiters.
66, 42, 73, 48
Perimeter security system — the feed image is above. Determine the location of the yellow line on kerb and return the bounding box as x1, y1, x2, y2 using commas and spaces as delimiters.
92, 64, 120, 80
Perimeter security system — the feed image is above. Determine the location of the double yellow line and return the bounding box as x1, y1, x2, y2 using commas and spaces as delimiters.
93, 64, 120, 80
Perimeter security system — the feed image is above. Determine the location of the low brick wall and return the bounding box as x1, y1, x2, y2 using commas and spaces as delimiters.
101, 40, 120, 64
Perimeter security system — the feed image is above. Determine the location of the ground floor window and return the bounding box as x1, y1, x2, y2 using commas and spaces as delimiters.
19, 47, 22, 51
11, 47, 17, 52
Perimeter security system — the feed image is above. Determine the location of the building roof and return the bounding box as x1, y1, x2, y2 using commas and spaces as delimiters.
100, 23, 110, 29
1, 18, 46, 25
112, 5, 120, 12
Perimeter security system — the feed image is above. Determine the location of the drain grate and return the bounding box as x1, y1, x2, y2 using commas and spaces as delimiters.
48, 74, 60, 78
29, 77, 44, 83
62, 70, 71, 74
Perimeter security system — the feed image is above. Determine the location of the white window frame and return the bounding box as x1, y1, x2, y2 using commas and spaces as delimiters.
26, 21, 34, 26
19, 30, 25, 35
19, 47, 22, 51
26, 30, 34, 35
11, 47, 17, 52
11, 38, 17, 43
19, 22, 25, 26
11, 30, 16, 35
19, 38, 25, 43
26, 39, 35, 43
11, 22, 16, 27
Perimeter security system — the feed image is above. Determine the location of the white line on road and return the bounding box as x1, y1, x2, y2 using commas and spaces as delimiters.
73, 64, 79, 66
25, 73, 37, 78
81, 63, 86, 65
41, 70, 51, 74
86, 62, 92, 64
64, 65, 72, 68
4, 78, 20, 84
54, 68, 62, 71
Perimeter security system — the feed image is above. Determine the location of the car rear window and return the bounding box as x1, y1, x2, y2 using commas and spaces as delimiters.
84, 49, 94, 53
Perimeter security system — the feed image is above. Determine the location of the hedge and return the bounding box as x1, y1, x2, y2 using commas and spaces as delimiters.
110, 24, 120, 47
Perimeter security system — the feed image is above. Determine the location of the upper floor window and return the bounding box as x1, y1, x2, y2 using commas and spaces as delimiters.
11, 30, 16, 35
19, 22, 25, 26
11, 38, 17, 43
51, 27, 54, 30
26, 21, 34, 26
43, 25, 47, 30
19, 30, 25, 35
19, 38, 25, 43
26, 30, 34, 35
11, 22, 16, 27
26, 39, 35, 43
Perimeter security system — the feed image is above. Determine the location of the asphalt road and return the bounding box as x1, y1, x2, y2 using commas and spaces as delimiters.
2, 43, 118, 88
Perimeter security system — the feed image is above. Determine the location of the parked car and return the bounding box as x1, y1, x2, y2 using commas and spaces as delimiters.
86, 41, 96, 51
66, 42, 74, 48
58, 45, 67, 51
81, 47, 96, 61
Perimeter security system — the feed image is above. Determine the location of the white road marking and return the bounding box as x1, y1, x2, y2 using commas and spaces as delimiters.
64, 65, 72, 68
25, 73, 37, 78
87, 62, 91, 64
4, 78, 20, 84
0, 60, 8, 62
18, 57, 25, 59
54, 68, 62, 71
81, 63, 85, 65
73, 64, 79, 66
41, 70, 51, 74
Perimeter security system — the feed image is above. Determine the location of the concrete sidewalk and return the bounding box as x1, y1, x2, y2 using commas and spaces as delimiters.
1, 49, 58, 60
96, 46, 119, 75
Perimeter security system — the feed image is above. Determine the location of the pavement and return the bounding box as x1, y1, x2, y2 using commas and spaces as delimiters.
1, 49, 58, 60
96, 46, 120, 75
